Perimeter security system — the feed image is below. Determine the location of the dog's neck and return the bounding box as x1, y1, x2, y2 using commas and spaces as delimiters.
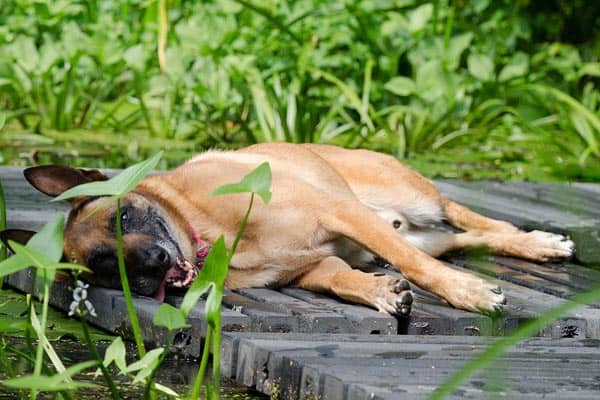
189, 223, 211, 269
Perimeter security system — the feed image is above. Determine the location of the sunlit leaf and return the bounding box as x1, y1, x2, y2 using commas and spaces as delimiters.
0, 255, 28, 278
26, 214, 65, 262
1, 375, 95, 391
102, 336, 127, 373
499, 52, 529, 82
212, 162, 272, 204
52, 152, 162, 202
180, 236, 228, 317
384, 77, 416, 96
153, 303, 190, 331
468, 54, 494, 81
124, 348, 164, 374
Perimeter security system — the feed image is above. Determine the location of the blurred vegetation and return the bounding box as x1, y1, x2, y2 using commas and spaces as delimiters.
1, 0, 599, 181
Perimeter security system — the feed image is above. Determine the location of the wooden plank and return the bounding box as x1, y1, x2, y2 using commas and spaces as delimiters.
223, 332, 600, 400
280, 287, 398, 335
223, 290, 299, 333
237, 288, 354, 333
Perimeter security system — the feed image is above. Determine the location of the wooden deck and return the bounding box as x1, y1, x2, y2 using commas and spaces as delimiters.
2, 166, 600, 399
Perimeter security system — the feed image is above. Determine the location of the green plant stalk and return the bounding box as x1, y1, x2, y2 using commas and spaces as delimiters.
81, 319, 120, 400
190, 325, 213, 399
232, 0, 302, 44
0, 179, 6, 261
143, 330, 172, 400
230, 193, 254, 255
134, 73, 158, 136
31, 277, 51, 400
211, 311, 222, 393
115, 199, 146, 359
157, 0, 168, 74
428, 284, 600, 400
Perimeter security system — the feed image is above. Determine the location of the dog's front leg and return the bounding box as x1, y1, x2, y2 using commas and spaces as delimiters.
295, 256, 413, 316
320, 201, 506, 313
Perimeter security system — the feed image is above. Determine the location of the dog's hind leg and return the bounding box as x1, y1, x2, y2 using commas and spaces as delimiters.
319, 201, 506, 313
441, 197, 520, 233
295, 256, 413, 316
440, 198, 575, 261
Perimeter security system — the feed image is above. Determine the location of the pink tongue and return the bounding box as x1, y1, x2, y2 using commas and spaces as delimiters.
153, 279, 166, 302
153, 266, 179, 302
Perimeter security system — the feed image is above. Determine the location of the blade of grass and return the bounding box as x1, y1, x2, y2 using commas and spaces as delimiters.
0, 179, 6, 261
232, 0, 302, 44
428, 285, 600, 400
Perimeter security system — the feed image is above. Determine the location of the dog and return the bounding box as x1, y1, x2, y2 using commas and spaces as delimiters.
1, 143, 575, 315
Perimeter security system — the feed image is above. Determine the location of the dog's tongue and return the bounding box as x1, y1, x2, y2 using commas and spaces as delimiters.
154, 277, 167, 302
153, 259, 198, 302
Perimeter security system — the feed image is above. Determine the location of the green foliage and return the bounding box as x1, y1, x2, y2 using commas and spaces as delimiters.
1, 0, 599, 180
53, 151, 163, 202
212, 161, 273, 203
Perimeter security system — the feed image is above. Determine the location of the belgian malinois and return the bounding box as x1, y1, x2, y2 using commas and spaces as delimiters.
2, 143, 575, 315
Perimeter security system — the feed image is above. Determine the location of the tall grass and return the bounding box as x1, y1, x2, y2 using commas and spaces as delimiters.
1, 1, 599, 180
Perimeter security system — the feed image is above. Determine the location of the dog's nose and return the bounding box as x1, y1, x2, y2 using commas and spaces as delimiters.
145, 245, 171, 270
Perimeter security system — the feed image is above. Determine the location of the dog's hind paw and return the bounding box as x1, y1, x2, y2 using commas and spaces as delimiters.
374, 278, 413, 316
505, 230, 575, 262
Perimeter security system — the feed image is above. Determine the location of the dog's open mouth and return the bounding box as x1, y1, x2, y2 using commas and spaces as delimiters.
153, 256, 198, 302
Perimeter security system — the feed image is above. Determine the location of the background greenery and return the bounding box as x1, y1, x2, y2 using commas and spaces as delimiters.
1, 0, 600, 181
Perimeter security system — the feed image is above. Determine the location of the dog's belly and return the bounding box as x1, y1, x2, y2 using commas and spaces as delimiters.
226, 241, 339, 289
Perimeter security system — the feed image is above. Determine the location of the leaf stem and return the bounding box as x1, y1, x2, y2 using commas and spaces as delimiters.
115, 199, 146, 359
190, 326, 213, 399
230, 193, 254, 257
81, 319, 120, 400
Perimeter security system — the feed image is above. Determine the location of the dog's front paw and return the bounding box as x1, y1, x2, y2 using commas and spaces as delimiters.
505, 230, 575, 262
443, 272, 506, 314
373, 277, 413, 316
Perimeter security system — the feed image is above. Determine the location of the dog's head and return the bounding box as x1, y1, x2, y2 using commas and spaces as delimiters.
1, 166, 199, 301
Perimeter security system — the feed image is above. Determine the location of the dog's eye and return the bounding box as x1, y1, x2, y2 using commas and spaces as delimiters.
121, 210, 129, 222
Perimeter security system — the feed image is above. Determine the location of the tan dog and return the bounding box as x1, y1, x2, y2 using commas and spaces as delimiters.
8, 143, 575, 315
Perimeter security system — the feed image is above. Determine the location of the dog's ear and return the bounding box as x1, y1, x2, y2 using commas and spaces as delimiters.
0, 229, 36, 252
24, 165, 108, 199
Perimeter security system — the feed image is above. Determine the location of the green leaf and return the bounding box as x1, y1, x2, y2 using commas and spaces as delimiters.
2, 360, 97, 391
384, 77, 416, 96
580, 62, 600, 78
467, 54, 494, 81
10, 241, 54, 270
499, 52, 529, 82
27, 215, 65, 262
0, 255, 28, 278
124, 348, 164, 374
0, 113, 5, 131
153, 303, 190, 331
1, 376, 95, 391
212, 162, 272, 204
124, 44, 147, 72
408, 3, 433, 33
53, 152, 162, 202
180, 236, 228, 317
7, 242, 87, 273
102, 336, 127, 373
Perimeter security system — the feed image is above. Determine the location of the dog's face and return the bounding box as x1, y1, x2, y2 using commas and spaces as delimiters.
1, 166, 198, 301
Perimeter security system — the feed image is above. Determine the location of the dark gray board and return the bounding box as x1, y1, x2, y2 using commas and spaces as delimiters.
221, 332, 600, 400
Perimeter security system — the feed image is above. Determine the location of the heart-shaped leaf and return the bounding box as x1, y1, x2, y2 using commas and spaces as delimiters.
102, 336, 127, 373
180, 236, 228, 317
212, 162, 272, 204
153, 303, 190, 331
52, 152, 163, 202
